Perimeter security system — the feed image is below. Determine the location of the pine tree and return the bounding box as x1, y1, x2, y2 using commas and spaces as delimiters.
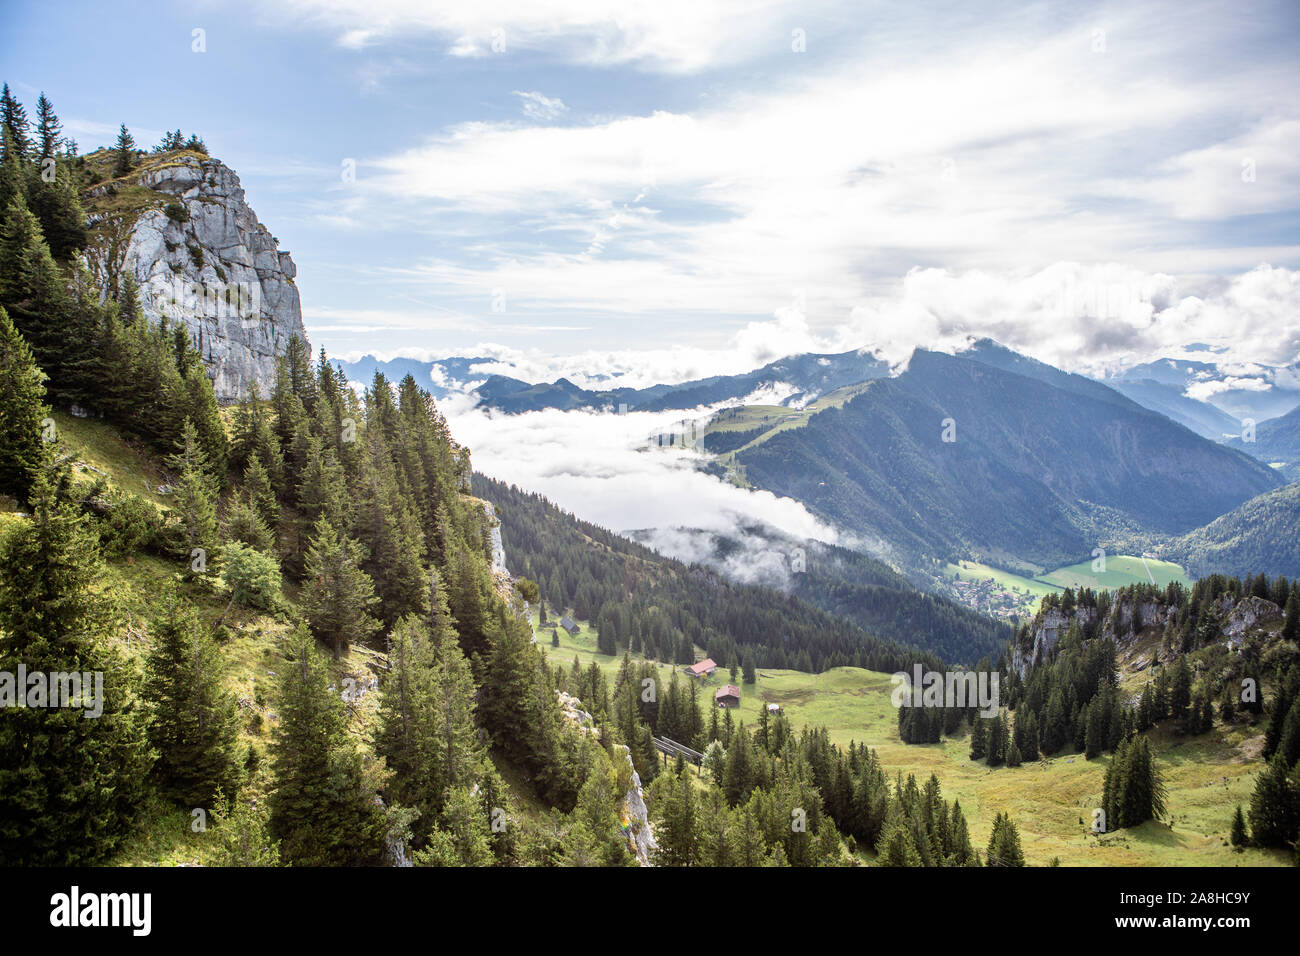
268, 629, 386, 865
0, 84, 30, 159
34, 92, 60, 159
1283, 587, 1300, 644
0, 471, 153, 864
0, 306, 48, 503
143, 591, 242, 806
985, 811, 1025, 866
968, 715, 987, 760
1230, 804, 1248, 848
163, 419, 220, 573
301, 516, 380, 658
1247, 753, 1299, 849
113, 124, 135, 176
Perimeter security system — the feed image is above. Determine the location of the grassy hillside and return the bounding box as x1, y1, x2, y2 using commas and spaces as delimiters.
539, 611, 1286, 867
1039, 555, 1190, 591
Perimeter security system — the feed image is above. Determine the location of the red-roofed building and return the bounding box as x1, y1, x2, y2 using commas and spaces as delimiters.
715, 685, 741, 708
687, 658, 718, 678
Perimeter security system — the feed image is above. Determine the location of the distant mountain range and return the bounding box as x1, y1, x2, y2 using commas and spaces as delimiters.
340, 341, 1300, 581
730, 348, 1281, 569
1106, 356, 1300, 426
339, 344, 1300, 430
337, 349, 890, 413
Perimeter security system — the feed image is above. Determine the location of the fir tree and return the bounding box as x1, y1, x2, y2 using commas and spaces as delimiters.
0, 471, 153, 864
985, 811, 1025, 866
301, 516, 380, 658
0, 84, 30, 159
1283, 587, 1300, 645
0, 306, 48, 503
34, 92, 61, 159
112, 123, 135, 176
1230, 804, 1248, 848
415, 785, 495, 866
268, 629, 386, 865
1247, 753, 1299, 849
143, 591, 242, 806
968, 715, 987, 760
163, 419, 220, 574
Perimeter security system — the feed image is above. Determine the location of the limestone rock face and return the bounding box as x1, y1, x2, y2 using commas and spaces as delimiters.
88, 155, 307, 403
1222, 595, 1283, 638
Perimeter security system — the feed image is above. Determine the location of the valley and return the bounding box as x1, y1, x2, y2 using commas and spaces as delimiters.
537, 608, 1287, 866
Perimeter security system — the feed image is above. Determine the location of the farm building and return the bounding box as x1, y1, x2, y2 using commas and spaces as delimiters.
715, 685, 741, 708
686, 658, 718, 678
559, 616, 580, 635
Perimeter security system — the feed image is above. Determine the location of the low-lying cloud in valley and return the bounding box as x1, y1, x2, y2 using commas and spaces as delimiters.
442, 397, 844, 553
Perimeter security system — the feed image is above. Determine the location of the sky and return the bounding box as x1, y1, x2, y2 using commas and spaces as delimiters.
5, 0, 1300, 556
5, 0, 1300, 385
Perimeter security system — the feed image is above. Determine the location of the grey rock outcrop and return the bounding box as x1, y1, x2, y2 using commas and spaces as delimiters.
87, 155, 308, 403
1222, 595, 1283, 639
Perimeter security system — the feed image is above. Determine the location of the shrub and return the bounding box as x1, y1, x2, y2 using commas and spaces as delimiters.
95, 488, 163, 557
221, 541, 285, 613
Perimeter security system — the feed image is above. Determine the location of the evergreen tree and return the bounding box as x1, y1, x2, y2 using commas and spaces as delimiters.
212, 790, 280, 866
163, 419, 220, 573
268, 629, 386, 865
143, 591, 242, 806
0, 84, 30, 159
968, 715, 987, 760
34, 92, 60, 159
415, 785, 495, 866
1230, 804, 1248, 848
376, 607, 487, 849
1283, 587, 1300, 645
0, 472, 153, 864
112, 124, 135, 176
301, 516, 380, 658
985, 811, 1025, 866
1247, 753, 1299, 849
0, 306, 48, 503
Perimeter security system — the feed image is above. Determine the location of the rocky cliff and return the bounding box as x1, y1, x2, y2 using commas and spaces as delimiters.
1012, 591, 1284, 677
83, 150, 307, 403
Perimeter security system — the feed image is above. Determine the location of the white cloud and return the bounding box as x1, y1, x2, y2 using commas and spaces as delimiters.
444, 400, 844, 543
843, 262, 1300, 376
271, 0, 823, 73
513, 91, 567, 121
331, 4, 1299, 350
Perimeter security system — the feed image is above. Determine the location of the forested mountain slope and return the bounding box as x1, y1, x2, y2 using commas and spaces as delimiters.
735, 349, 1281, 567
474, 475, 957, 672
1167, 482, 1300, 579
1224, 402, 1300, 480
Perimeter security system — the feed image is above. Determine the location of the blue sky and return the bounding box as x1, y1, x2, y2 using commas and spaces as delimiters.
4, 0, 1300, 384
